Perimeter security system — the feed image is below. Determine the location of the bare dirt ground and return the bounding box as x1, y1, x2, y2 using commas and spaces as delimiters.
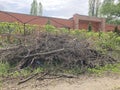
1, 73, 120, 90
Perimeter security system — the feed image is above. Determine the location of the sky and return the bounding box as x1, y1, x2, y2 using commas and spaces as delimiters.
0, 0, 89, 19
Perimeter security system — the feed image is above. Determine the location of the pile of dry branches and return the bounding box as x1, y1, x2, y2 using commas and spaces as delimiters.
0, 31, 117, 71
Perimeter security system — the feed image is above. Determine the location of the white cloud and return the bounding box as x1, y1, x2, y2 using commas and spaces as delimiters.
0, 0, 89, 18
35, 0, 73, 11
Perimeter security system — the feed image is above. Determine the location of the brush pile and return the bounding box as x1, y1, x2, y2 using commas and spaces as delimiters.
0, 31, 117, 71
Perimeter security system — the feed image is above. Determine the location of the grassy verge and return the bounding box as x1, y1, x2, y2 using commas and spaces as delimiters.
0, 62, 44, 78
87, 63, 120, 75
1, 62, 120, 77
0, 62, 10, 76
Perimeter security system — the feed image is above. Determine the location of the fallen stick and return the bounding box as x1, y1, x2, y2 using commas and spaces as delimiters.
17, 73, 39, 85
49, 73, 77, 78
36, 71, 50, 80
0, 46, 21, 51
19, 48, 65, 58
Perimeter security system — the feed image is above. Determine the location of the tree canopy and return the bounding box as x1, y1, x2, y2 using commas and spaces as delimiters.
100, 0, 120, 24
30, 0, 43, 16
88, 0, 101, 17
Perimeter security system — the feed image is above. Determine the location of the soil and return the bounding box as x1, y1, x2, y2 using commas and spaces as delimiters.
1, 73, 120, 90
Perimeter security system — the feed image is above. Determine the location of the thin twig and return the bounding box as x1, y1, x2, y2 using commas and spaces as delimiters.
17, 73, 39, 85
19, 48, 65, 58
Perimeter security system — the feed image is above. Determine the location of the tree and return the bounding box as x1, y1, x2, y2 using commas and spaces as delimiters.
30, 0, 38, 16
88, 0, 101, 17
30, 0, 43, 16
88, 22, 92, 32
95, 0, 101, 17
114, 1, 120, 17
100, 0, 120, 24
100, 0, 115, 17
38, 2, 43, 16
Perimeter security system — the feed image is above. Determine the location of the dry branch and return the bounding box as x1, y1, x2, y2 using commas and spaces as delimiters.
18, 73, 39, 85
19, 48, 65, 58
0, 32, 117, 72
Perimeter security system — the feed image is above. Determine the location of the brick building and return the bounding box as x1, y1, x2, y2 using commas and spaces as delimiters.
0, 11, 120, 31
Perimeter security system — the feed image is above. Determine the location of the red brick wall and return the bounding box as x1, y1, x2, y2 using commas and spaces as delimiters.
73, 14, 105, 31
79, 20, 88, 30
0, 11, 73, 29
0, 11, 120, 32
105, 24, 115, 32
105, 24, 120, 32
79, 20, 101, 31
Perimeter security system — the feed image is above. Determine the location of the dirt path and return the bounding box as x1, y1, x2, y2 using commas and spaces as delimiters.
2, 74, 120, 90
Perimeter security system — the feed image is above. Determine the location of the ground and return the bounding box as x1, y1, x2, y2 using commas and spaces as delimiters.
1, 73, 120, 90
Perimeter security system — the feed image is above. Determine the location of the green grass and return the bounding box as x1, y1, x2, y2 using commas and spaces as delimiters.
1, 61, 120, 77
0, 62, 10, 76
9, 67, 44, 78
0, 80, 2, 90
11, 67, 43, 77
87, 63, 120, 75
0, 62, 44, 90
0, 28, 120, 77
0, 62, 44, 77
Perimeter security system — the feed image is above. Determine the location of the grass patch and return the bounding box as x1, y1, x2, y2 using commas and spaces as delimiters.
1, 61, 120, 77
0, 62, 10, 76
9, 67, 44, 78
0, 81, 2, 90
0, 62, 44, 77
87, 63, 120, 75
63, 67, 84, 75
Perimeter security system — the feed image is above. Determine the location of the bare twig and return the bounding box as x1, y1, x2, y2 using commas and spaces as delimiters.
19, 48, 65, 58
17, 73, 39, 85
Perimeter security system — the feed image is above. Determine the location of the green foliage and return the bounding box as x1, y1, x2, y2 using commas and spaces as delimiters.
30, 0, 38, 16
0, 25, 120, 76
0, 61, 44, 77
10, 67, 42, 77
0, 22, 36, 35
88, 63, 120, 75
88, 23, 92, 32
30, 0, 43, 16
95, 32, 120, 51
11, 68, 32, 77
100, 0, 115, 16
68, 30, 119, 59
44, 25, 56, 32
89, 0, 101, 17
107, 19, 120, 25
100, 0, 120, 24
38, 2, 43, 16
114, 26, 120, 35
0, 22, 37, 44
0, 62, 10, 76
59, 28, 70, 34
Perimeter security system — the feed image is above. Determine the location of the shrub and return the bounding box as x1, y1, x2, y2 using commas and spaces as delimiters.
88, 23, 92, 32
114, 26, 120, 36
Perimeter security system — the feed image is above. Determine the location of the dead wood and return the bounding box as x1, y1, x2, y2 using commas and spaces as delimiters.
0, 32, 117, 72
19, 48, 65, 58
17, 73, 39, 85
